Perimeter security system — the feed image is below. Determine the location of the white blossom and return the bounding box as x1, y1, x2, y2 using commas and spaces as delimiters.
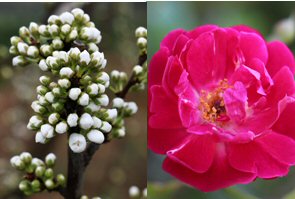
48, 24, 59, 35
68, 29, 78, 40
69, 47, 80, 59
81, 27, 101, 43
45, 92, 55, 103
45, 153, 56, 163
60, 67, 74, 78
137, 37, 147, 47
129, 186, 140, 197
88, 43, 99, 52
17, 42, 28, 54
48, 15, 60, 24
29, 115, 43, 128
52, 39, 63, 49
27, 46, 39, 57
61, 24, 71, 34
97, 84, 105, 94
79, 113, 94, 130
29, 22, 39, 33
133, 65, 143, 75
100, 121, 112, 133
87, 83, 98, 95
106, 109, 117, 120
78, 93, 90, 106
69, 88, 82, 100
48, 113, 59, 124
97, 94, 109, 106
58, 78, 71, 88
87, 129, 104, 144
60, 12, 74, 24
40, 124, 54, 138
38, 25, 48, 35
31, 101, 44, 113
79, 50, 91, 65
67, 113, 79, 127
71, 8, 84, 18
125, 102, 138, 114
55, 121, 68, 134
113, 98, 124, 108
86, 102, 101, 112
38, 59, 48, 71
40, 44, 52, 56
69, 133, 86, 153
12, 56, 24, 66
46, 56, 58, 68
135, 26, 147, 38
92, 116, 102, 128
117, 127, 126, 137
111, 70, 120, 78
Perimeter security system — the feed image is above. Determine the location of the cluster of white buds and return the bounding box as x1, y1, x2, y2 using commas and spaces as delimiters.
129, 186, 147, 199
10, 8, 102, 67
10, 152, 66, 196
135, 27, 147, 55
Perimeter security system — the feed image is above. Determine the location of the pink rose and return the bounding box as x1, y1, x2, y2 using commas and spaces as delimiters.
148, 25, 295, 192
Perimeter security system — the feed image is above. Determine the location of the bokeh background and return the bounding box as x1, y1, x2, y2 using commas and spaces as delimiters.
148, 2, 295, 199
0, 2, 146, 199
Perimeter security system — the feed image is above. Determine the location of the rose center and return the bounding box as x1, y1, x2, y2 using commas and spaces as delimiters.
199, 79, 230, 123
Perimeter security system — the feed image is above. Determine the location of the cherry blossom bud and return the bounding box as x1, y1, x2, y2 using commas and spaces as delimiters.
81, 27, 101, 43
58, 78, 71, 88
31, 101, 46, 113
106, 109, 118, 120
19, 180, 30, 192
38, 59, 48, 71
60, 12, 74, 25
52, 87, 61, 96
32, 158, 45, 166
48, 113, 60, 125
53, 51, 68, 63
48, 15, 60, 24
10, 36, 21, 46
113, 97, 124, 108
86, 102, 100, 112
40, 124, 54, 138
92, 116, 102, 128
45, 179, 55, 189
60, 67, 74, 78
137, 37, 147, 48
133, 65, 143, 75
17, 42, 28, 54
87, 129, 104, 144
52, 102, 64, 112
129, 186, 140, 197
69, 88, 82, 100
52, 38, 63, 50
35, 166, 45, 177
28, 115, 43, 128
135, 26, 147, 38
69, 133, 87, 153
97, 72, 110, 85
38, 25, 49, 36
67, 113, 79, 127
55, 121, 68, 134
36, 85, 48, 95
48, 24, 59, 36
78, 93, 90, 106
125, 102, 138, 115
19, 26, 30, 39
31, 179, 41, 192
79, 50, 91, 65
45, 153, 56, 167
44, 168, 54, 179
46, 56, 59, 69
82, 14, 90, 23
68, 29, 78, 40
69, 47, 80, 59
61, 24, 71, 35
97, 94, 109, 106
12, 56, 26, 66
71, 8, 84, 19
111, 70, 120, 79
117, 127, 126, 138
98, 84, 105, 94
45, 92, 55, 103
87, 83, 98, 95
39, 75, 51, 85
88, 43, 99, 53
35, 131, 46, 143
100, 121, 112, 133
40, 44, 53, 57
27, 46, 39, 58
57, 174, 66, 186
79, 113, 94, 130
20, 152, 32, 164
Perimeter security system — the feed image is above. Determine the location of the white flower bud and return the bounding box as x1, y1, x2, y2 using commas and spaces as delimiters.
40, 124, 54, 138
52, 38, 63, 49
38, 96, 47, 105
71, 8, 84, 19
46, 56, 58, 69
92, 116, 102, 128
69, 88, 82, 100
45, 92, 55, 103
20, 152, 32, 164
19, 26, 30, 38
10, 36, 21, 46
67, 113, 79, 127
69, 133, 87, 153
97, 72, 109, 84
143, 188, 147, 197
97, 84, 105, 94
129, 186, 140, 197
61, 24, 71, 35
86, 102, 100, 112
38, 59, 48, 71
55, 121, 68, 134
82, 14, 90, 23
29, 22, 39, 33
133, 65, 143, 75
137, 37, 147, 48
113, 97, 124, 108
135, 27, 147, 38
97, 94, 109, 106
117, 127, 126, 137
40, 44, 53, 56
60, 67, 74, 78
48, 15, 60, 24
31, 101, 45, 113
48, 113, 60, 125
69, 47, 80, 59
45, 179, 55, 189
106, 109, 117, 120
38, 25, 48, 35
58, 78, 71, 88
79, 50, 91, 65
101, 59, 107, 69
39, 75, 50, 85
78, 93, 90, 106
17, 42, 28, 54
68, 29, 78, 40
111, 70, 120, 78
45, 153, 56, 166
48, 24, 59, 36
87, 83, 98, 95
32, 158, 44, 166
125, 102, 138, 114
81, 27, 101, 43
91, 51, 104, 67
53, 51, 68, 63
60, 12, 74, 24
100, 121, 112, 133
29, 115, 43, 128
52, 87, 61, 96
12, 56, 26, 66
79, 113, 94, 130
87, 129, 104, 144
88, 43, 99, 52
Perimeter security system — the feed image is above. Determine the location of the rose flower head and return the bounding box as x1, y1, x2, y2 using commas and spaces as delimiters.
148, 25, 295, 192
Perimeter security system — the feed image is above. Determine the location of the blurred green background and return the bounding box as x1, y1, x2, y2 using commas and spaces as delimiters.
0, 2, 146, 199
148, 2, 295, 199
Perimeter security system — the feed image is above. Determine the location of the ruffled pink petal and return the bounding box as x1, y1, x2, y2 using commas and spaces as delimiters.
149, 86, 182, 129
160, 29, 186, 50
223, 81, 248, 124
273, 101, 295, 140
148, 127, 188, 154
266, 41, 295, 77
167, 135, 215, 173
239, 31, 268, 65
172, 34, 190, 55
148, 47, 169, 87
228, 133, 291, 178
231, 25, 263, 37
186, 24, 219, 39
163, 145, 256, 192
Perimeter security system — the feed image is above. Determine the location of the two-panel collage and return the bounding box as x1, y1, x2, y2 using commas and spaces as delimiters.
1, 1, 295, 199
